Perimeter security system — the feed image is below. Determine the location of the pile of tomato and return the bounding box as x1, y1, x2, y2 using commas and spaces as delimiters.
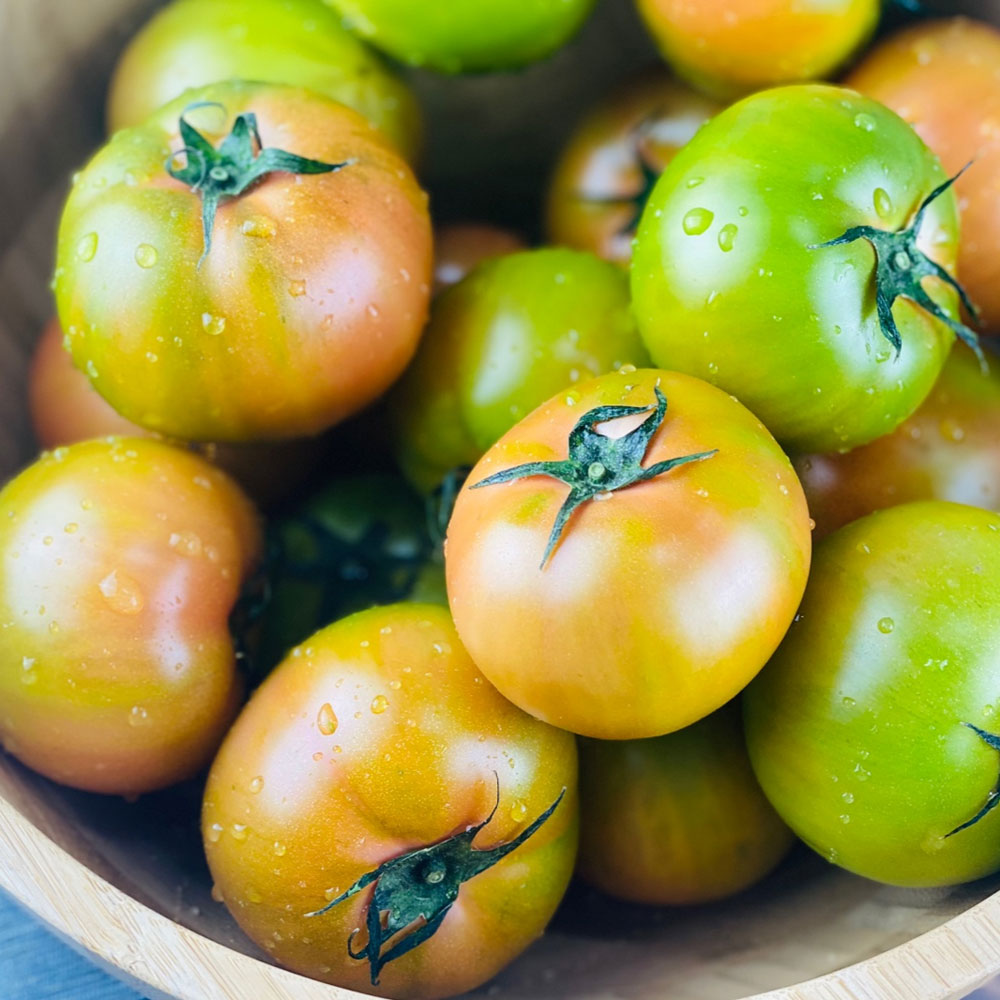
5, 0, 1000, 996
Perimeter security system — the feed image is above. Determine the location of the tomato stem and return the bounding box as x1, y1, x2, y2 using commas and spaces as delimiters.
809, 166, 983, 367
946, 723, 1000, 838
164, 101, 351, 264
305, 778, 566, 985
470, 385, 717, 568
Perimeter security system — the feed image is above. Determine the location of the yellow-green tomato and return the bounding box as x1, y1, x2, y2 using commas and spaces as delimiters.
578, 703, 793, 904
745, 501, 1000, 888
0, 438, 261, 795
107, 0, 422, 161
203, 603, 578, 998
390, 248, 648, 493
324, 0, 598, 73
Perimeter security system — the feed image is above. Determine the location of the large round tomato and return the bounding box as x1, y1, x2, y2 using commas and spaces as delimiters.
578, 702, 793, 904
203, 603, 578, 998
0, 438, 260, 795
796, 344, 1000, 538
107, 0, 422, 161
55, 81, 432, 442
29, 317, 332, 508
546, 71, 721, 267
445, 368, 812, 740
634, 0, 879, 100
433, 223, 525, 294
325, 0, 597, 73
745, 501, 1000, 888
390, 248, 648, 494
632, 84, 969, 454
847, 17, 1000, 334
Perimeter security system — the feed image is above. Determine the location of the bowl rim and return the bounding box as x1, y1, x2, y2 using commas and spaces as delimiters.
2, 791, 1000, 1000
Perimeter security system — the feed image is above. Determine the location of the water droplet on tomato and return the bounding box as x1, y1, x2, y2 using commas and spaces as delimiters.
877, 617, 894, 634
98, 570, 145, 615
248, 775, 264, 794
717, 224, 738, 252
288, 279, 307, 297
873, 187, 893, 220
317, 703, 338, 735
206, 823, 224, 844
854, 113, 876, 132
682, 208, 713, 236
169, 531, 203, 557
231, 823, 248, 842
201, 313, 227, 336
135, 244, 158, 268
76, 233, 98, 261
128, 705, 150, 727
241, 215, 277, 239
371, 694, 389, 714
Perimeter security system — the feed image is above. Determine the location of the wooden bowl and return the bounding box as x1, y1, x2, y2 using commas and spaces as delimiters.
2, 2, 1000, 999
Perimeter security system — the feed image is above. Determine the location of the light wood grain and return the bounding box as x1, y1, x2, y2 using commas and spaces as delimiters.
2, 1, 1000, 999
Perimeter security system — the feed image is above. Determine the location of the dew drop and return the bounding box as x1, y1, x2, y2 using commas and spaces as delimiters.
877, 616, 894, 634
231, 823, 248, 842
201, 313, 227, 337
717, 223, 738, 252
873, 187, 893, 220
98, 570, 145, 615
682, 208, 714, 236
128, 705, 150, 727
76, 232, 98, 261
509, 800, 528, 823
685, 177, 704, 188
371, 694, 389, 714
206, 823, 224, 844
249, 775, 264, 794
317, 702, 339, 735
135, 244, 158, 268
273, 841, 287, 857
288, 279, 307, 297
854, 112, 877, 132
169, 530, 203, 557
240, 215, 277, 239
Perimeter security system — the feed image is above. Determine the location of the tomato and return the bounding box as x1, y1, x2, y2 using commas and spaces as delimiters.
0, 438, 260, 795
745, 501, 1000, 888
325, 0, 597, 73
55, 81, 432, 442
632, 84, 974, 455
578, 702, 793, 904
390, 248, 648, 494
253, 473, 447, 672
546, 71, 721, 267
107, 0, 422, 161
795, 344, 1000, 539
846, 17, 1000, 334
445, 368, 812, 740
29, 317, 333, 508
203, 603, 578, 998
634, 0, 879, 100
433, 224, 525, 294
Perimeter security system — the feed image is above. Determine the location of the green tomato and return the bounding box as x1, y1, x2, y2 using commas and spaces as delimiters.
324, 0, 597, 73
632, 84, 968, 454
107, 0, 422, 161
389, 248, 649, 493
745, 501, 1000, 888
578, 702, 793, 905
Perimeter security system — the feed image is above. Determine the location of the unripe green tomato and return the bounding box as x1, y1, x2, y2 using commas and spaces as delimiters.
324, 0, 598, 73
632, 85, 963, 454
578, 703, 793, 905
390, 248, 648, 493
745, 501, 1000, 888
108, 0, 421, 161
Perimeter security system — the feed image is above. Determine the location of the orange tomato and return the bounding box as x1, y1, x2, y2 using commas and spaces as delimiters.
847, 17, 1000, 333
203, 603, 578, 998
433, 223, 525, 293
445, 368, 812, 740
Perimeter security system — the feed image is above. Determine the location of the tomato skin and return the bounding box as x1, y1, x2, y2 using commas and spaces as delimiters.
635, 0, 879, 100
795, 344, 1000, 539
0, 438, 260, 795
390, 248, 648, 494
56, 81, 432, 443
203, 603, 578, 999
433, 224, 526, 294
107, 0, 421, 161
846, 17, 1000, 334
546, 71, 721, 267
745, 502, 1000, 888
29, 318, 333, 509
325, 0, 597, 73
445, 368, 812, 741
632, 84, 960, 455
578, 702, 793, 904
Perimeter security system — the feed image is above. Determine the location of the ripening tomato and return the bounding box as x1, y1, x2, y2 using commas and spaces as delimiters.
433, 224, 526, 294
29, 318, 332, 508
55, 81, 432, 442
634, 0, 879, 100
446, 368, 812, 740
546, 71, 721, 267
325, 0, 597, 73
107, 0, 422, 161
0, 438, 260, 795
578, 702, 793, 904
203, 603, 578, 998
847, 17, 1000, 333
632, 84, 973, 454
390, 248, 648, 494
745, 502, 1000, 888
796, 344, 1000, 538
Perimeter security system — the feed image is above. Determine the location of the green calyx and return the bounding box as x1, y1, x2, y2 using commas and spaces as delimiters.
165, 102, 350, 263
306, 781, 565, 985
471, 385, 717, 569
946, 723, 1000, 838
811, 166, 983, 365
